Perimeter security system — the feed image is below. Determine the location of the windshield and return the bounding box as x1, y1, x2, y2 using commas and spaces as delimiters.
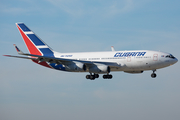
166, 54, 175, 59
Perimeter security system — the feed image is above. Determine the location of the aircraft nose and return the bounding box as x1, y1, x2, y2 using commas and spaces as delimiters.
175, 58, 178, 63
172, 58, 178, 65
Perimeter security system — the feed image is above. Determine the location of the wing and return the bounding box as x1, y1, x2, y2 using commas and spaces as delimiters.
5, 52, 121, 67
4, 45, 121, 68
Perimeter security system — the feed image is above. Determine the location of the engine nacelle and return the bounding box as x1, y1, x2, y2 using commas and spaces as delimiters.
65, 62, 86, 72
89, 64, 110, 73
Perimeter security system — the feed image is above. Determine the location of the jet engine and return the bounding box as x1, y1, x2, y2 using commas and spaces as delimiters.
65, 61, 86, 72
89, 64, 110, 73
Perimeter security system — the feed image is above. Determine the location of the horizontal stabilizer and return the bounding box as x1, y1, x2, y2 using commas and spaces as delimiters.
13, 44, 24, 54
3, 55, 37, 60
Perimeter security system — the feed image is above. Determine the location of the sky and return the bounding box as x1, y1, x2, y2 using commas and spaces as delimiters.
0, 0, 180, 120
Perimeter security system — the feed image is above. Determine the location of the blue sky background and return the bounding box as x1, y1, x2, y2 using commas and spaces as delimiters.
0, 0, 180, 120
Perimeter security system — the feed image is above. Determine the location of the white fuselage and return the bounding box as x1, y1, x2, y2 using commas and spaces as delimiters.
53, 50, 178, 73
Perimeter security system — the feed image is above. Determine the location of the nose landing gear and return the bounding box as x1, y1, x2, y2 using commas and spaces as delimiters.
151, 70, 157, 78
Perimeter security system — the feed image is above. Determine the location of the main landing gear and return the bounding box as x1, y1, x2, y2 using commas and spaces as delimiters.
86, 73, 113, 80
86, 73, 99, 80
151, 70, 157, 78
103, 74, 113, 79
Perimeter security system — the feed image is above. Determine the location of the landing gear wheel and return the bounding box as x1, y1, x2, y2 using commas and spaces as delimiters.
103, 74, 113, 79
103, 75, 107, 79
108, 75, 112, 79
151, 69, 157, 78
94, 74, 99, 78
151, 73, 157, 78
86, 75, 90, 79
90, 75, 95, 80
86, 73, 95, 80
86, 73, 99, 80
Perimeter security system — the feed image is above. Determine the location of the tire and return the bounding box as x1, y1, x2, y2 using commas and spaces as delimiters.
90, 75, 95, 80
103, 75, 107, 79
86, 75, 90, 79
94, 74, 99, 78
151, 73, 157, 78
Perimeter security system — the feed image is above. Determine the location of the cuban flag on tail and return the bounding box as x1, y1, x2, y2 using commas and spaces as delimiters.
16, 23, 56, 68
16, 23, 54, 57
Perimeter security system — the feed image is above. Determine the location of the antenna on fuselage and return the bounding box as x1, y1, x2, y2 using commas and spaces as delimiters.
111, 46, 115, 51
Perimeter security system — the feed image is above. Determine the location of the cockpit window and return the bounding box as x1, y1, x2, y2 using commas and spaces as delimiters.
166, 54, 175, 59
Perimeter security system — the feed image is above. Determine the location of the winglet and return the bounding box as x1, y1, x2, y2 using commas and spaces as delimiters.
13, 44, 24, 55
111, 46, 115, 51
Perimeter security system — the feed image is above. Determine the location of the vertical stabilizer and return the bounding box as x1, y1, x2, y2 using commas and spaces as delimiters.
16, 23, 54, 57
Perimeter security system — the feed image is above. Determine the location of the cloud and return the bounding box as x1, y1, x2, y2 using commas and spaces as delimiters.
0, 1, 31, 15
108, 0, 133, 15
47, 0, 135, 17
0, 0, 53, 16
47, 0, 84, 16
1, 7, 28, 15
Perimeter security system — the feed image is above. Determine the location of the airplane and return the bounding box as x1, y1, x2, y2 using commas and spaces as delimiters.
3, 23, 178, 80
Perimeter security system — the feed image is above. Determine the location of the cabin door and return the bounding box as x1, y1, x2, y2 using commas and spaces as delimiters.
127, 56, 131, 62
153, 54, 158, 61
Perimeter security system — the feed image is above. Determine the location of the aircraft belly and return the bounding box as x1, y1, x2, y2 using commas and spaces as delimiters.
124, 60, 151, 71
